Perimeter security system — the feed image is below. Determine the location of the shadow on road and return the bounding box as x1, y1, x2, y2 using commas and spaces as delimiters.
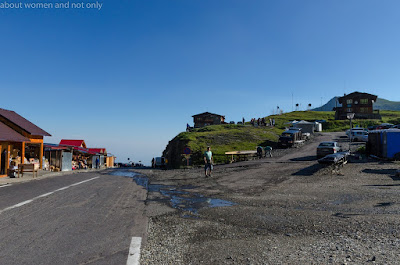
292, 163, 323, 176
290, 156, 316, 162
362, 168, 398, 176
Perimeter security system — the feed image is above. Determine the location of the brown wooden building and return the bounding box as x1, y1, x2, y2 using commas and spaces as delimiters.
192, 112, 226, 128
0, 108, 51, 176
334, 92, 381, 120
0, 122, 31, 177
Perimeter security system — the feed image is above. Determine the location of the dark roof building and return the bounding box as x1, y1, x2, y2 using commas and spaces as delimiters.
334, 92, 381, 120
192, 112, 226, 128
0, 108, 51, 176
0, 108, 51, 136
0, 122, 30, 142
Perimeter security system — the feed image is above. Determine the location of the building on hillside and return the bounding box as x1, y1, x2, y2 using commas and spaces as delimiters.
192, 112, 226, 128
334, 92, 381, 120
0, 108, 51, 173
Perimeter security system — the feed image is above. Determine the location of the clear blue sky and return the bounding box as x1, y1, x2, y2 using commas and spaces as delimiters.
1, 0, 400, 164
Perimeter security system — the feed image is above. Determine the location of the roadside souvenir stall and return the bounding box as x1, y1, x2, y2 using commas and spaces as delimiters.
44, 144, 73, 171
0, 122, 30, 177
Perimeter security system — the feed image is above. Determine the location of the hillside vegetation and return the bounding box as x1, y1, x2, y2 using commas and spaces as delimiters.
163, 125, 283, 168
163, 110, 400, 168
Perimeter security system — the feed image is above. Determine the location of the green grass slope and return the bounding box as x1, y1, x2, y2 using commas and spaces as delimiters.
163, 124, 282, 168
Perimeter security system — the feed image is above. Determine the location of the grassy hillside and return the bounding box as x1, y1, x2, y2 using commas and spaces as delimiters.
267, 110, 400, 132
163, 111, 400, 168
163, 124, 283, 168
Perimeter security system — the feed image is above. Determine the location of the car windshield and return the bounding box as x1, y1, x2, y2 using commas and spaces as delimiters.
319, 142, 334, 147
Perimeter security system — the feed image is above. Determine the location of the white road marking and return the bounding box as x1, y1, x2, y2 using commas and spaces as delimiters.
0, 177, 100, 214
0, 184, 12, 188
37, 192, 55, 198
127, 237, 142, 265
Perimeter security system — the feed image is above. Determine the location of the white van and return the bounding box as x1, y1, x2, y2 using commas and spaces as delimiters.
152, 157, 166, 168
350, 131, 368, 142
346, 128, 367, 138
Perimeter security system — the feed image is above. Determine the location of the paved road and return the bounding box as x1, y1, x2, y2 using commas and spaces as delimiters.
0, 170, 147, 265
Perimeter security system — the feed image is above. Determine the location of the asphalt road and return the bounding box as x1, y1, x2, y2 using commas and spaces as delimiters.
0, 170, 147, 265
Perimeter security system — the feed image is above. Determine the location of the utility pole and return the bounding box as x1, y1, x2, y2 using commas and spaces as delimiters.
292, 92, 294, 112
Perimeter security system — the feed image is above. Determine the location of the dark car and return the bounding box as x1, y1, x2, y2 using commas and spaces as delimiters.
278, 129, 303, 147
316, 141, 341, 159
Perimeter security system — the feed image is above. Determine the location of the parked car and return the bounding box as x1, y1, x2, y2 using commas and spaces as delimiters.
345, 127, 367, 137
350, 131, 368, 142
278, 129, 303, 147
316, 141, 341, 158
374, 123, 395, 130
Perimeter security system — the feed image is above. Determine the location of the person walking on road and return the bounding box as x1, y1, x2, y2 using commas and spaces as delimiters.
204, 146, 213, 177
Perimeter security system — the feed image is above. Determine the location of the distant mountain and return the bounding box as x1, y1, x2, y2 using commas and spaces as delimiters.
375, 98, 400, 111
313, 97, 340, 111
313, 96, 400, 111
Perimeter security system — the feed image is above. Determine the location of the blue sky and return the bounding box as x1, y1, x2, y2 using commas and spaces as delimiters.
1, 0, 400, 164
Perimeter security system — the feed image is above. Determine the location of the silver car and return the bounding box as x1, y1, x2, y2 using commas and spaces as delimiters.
317, 141, 341, 158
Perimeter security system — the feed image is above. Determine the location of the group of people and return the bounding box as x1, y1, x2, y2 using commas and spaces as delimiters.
256, 146, 273, 159
249, 118, 275, 127
203, 144, 273, 178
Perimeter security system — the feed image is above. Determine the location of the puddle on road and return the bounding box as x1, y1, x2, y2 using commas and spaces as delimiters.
108, 170, 236, 217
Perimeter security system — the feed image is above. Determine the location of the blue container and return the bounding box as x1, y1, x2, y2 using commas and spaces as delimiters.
369, 129, 400, 159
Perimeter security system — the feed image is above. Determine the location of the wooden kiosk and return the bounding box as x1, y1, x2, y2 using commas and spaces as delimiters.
0, 122, 30, 177
0, 108, 51, 174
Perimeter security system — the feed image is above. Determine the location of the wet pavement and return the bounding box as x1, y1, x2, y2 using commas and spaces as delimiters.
108, 170, 236, 217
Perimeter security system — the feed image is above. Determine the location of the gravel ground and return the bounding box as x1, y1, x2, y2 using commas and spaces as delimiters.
134, 132, 400, 264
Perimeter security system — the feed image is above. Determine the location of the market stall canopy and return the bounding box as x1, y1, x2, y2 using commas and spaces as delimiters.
59, 139, 87, 148
44, 143, 73, 151
0, 108, 51, 136
88, 148, 107, 154
0, 121, 30, 142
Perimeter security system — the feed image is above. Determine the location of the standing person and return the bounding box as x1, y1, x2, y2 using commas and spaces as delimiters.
242, 117, 245, 125
204, 146, 213, 177
95, 157, 99, 169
